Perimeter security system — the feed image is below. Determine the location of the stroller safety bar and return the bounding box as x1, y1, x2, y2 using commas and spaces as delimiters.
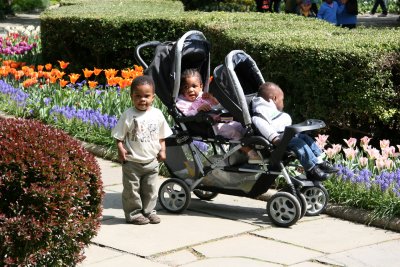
270, 119, 326, 167
134, 41, 162, 69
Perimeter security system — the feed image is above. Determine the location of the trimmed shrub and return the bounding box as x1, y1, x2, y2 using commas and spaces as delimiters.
40, 0, 400, 144
0, 118, 103, 266
180, 0, 256, 11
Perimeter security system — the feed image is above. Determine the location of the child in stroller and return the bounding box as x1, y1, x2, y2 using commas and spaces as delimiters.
252, 81, 339, 181
176, 68, 261, 163
135, 31, 330, 227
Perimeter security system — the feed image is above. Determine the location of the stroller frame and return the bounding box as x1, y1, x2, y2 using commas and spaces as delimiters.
135, 31, 329, 227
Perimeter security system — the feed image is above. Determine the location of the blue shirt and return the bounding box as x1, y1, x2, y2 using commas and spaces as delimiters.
317, 1, 339, 24
336, 1, 357, 25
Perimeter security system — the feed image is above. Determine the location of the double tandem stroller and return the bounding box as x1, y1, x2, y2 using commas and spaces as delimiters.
135, 31, 329, 227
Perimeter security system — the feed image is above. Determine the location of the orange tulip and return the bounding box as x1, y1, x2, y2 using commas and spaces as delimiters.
121, 69, 131, 79
51, 68, 60, 77
37, 65, 44, 71
58, 60, 70, 69
59, 79, 69, 88
134, 65, 143, 73
57, 71, 65, 79
14, 70, 24, 80
23, 78, 37, 88
104, 68, 118, 79
118, 78, 131, 89
69, 73, 80, 84
93, 67, 102, 76
10, 61, 20, 69
45, 63, 52, 71
49, 76, 58, 84
107, 76, 120, 86
83, 68, 94, 79
88, 81, 98, 89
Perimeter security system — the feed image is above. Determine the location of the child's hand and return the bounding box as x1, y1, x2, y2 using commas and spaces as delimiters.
197, 103, 212, 112
117, 142, 128, 163
157, 150, 166, 161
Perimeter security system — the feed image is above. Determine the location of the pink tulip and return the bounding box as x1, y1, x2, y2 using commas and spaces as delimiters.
325, 148, 337, 159
343, 147, 357, 160
359, 157, 368, 167
332, 144, 342, 154
366, 147, 380, 159
380, 139, 390, 150
360, 136, 371, 150
315, 134, 329, 150
344, 137, 357, 148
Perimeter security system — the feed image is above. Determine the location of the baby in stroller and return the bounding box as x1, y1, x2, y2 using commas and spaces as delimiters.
252, 82, 339, 181
176, 68, 261, 163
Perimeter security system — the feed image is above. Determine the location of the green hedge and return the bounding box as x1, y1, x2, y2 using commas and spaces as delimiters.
41, 0, 400, 144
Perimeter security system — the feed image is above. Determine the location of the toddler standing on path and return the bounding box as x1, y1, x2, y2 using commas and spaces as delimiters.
112, 76, 172, 225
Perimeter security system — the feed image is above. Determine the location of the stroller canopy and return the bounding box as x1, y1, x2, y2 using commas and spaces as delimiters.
210, 50, 265, 126
144, 31, 211, 108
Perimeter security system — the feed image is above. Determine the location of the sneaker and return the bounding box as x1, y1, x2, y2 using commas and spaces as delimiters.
318, 161, 339, 173
127, 214, 150, 225
378, 13, 387, 17
147, 213, 161, 224
306, 165, 329, 181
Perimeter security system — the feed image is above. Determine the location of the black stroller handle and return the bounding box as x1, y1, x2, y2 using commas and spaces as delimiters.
134, 41, 161, 69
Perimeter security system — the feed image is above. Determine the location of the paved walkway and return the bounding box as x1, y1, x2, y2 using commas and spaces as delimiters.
77, 157, 400, 266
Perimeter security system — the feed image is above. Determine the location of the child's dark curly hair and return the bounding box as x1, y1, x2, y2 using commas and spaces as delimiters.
131, 75, 155, 94
180, 68, 202, 94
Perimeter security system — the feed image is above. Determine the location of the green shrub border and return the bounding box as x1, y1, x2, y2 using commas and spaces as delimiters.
40, 0, 400, 144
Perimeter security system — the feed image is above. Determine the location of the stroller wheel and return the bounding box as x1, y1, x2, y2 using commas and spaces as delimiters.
301, 185, 329, 216
279, 186, 307, 219
297, 193, 307, 219
158, 178, 191, 213
193, 189, 219, 201
266, 192, 301, 227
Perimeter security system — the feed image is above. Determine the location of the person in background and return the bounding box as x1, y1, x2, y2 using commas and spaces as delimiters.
311, 0, 320, 16
317, 0, 339, 24
269, 0, 282, 12
112, 76, 173, 225
370, 0, 388, 17
337, 0, 358, 29
299, 0, 314, 17
256, 0, 270, 12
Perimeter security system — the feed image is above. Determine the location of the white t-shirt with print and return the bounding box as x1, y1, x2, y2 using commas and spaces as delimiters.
112, 107, 173, 163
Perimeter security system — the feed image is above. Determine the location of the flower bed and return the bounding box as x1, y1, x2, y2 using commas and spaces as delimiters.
316, 135, 400, 219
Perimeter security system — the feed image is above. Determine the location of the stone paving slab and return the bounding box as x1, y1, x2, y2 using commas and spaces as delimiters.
153, 249, 199, 266
192, 235, 323, 266
254, 217, 400, 253
317, 239, 400, 267
92, 210, 258, 257
181, 257, 281, 267
96, 157, 121, 187
80, 248, 167, 266
78, 245, 167, 267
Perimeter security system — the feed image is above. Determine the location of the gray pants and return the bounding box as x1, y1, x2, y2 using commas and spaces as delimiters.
122, 159, 159, 222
